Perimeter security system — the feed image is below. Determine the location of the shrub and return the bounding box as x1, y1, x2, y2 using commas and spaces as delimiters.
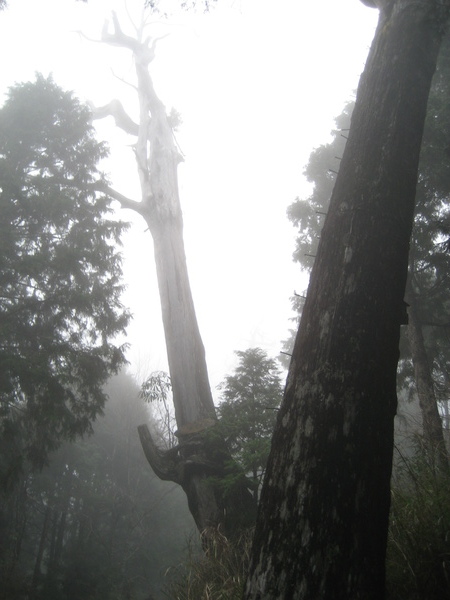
164, 528, 253, 600
387, 438, 450, 599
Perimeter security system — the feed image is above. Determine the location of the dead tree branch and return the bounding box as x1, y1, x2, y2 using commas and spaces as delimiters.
90, 99, 139, 136
137, 424, 182, 483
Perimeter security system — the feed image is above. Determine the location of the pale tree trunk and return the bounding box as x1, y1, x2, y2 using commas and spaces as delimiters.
93, 13, 255, 536
406, 280, 450, 474
244, 1, 449, 598
47, 467, 74, 577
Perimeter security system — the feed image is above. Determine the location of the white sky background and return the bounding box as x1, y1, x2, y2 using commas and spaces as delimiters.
0, 0, 378, 398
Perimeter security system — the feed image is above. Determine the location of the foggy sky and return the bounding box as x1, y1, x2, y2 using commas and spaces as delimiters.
0, 0, 378, 395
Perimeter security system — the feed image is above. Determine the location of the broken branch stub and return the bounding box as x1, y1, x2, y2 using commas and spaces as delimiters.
137, 424, 182, 483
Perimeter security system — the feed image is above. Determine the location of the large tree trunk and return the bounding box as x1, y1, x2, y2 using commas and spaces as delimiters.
96, 13, 255, 536
406, 281, 450, 473
150, 220, 216, 425
244, 2, 449, 598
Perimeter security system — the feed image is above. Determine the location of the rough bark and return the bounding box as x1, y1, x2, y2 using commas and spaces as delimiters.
244, 2, 449, 599
138, 418, 255, 533
95, 13, 255, 536
406, 281, 450, 473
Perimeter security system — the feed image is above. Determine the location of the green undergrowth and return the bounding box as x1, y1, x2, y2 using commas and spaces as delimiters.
387, 441, 450, 599
164, 527, 253, 600
165, 440, 450, 600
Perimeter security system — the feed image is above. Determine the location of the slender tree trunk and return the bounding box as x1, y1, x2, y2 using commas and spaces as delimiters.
47, 469, 73, 576
95, 13, 255, 536
439, 361, 450, 432
406, 281, 450, 473
244, 2, 449, 598
47, 509, 58, 570
53, 510, 67, 563
29, 502, 52, 600
1, 477, 28, 588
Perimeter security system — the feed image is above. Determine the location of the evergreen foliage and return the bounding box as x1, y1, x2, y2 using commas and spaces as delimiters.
287, 101, 353, 271
285, 34, 450, 415
0, 75, 130, 487
400, 33, 450, 405
279, 102, 353, 365
387, 441, 450, 599
217, 348, 283, 502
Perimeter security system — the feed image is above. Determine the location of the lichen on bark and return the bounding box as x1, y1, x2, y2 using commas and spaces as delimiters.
244, 1, 450, 598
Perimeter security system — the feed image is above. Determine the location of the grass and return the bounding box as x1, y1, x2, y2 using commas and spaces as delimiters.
164, 527, 253, 600
386, 439, 450, 599
165, 438, 450, 600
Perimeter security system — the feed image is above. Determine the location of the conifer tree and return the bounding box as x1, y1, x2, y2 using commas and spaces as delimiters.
0, 75, 129, 487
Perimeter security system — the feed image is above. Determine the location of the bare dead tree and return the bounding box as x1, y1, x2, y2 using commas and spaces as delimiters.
90, 11, 255, 537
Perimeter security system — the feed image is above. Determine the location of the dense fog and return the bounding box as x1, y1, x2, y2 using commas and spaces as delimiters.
1, 1, 449, 599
